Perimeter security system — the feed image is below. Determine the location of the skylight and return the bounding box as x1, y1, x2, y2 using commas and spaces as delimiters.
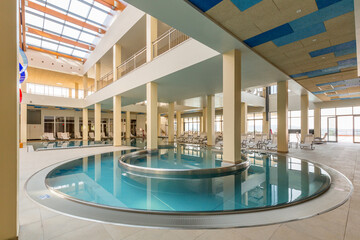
24, 0, 125, 61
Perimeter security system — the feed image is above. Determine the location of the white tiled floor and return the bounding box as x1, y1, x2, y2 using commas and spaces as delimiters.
19, 143, 360, 240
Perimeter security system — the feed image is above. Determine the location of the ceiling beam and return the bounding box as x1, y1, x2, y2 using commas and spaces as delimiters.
94, 0, 126, 11
28, 45, 85, 62
27, 27, 95, 51
26, 1, 106, 34
20, 0, 27, 51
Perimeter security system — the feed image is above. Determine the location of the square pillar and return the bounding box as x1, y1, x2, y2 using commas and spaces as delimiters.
157, 113, 161, 136
176, 111, 182, 136
94, 62, 100, 91
222, 49, 242, 163
20, 103, 27, 143
314, 107, 321, 138
83, 74, 88, 97
262, 112, 270, 138
113, 43, 122, 81
126, 111, 131, 139
0, 0, 18, 238
95, 103, 101, 141
113, 95, 122, 146
75, 82, 79, 99
168, 102, 174, 142
147, 82, 158, 149
277, 81, 288, 153
301, 94, 309, 142
241, 102, 247, 134
82, 108, 88, 141
146, 14, 158, 62
206, 95, 215, 146
202, 107, 207, 132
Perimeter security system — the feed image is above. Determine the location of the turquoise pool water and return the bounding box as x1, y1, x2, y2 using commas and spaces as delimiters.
45, 148, 331, 213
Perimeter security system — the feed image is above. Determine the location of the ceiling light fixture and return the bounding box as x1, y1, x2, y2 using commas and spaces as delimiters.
296, 9, 302, 13
312, 39, 317, 42
56, 82, 63, 85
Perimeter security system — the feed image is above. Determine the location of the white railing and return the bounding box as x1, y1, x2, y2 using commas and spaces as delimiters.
152, 28, 190, 58
26, 83, 84, 99
116, 47, 147, 79
97, 71, 114, 91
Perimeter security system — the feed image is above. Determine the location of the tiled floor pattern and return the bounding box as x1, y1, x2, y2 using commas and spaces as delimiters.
18, 143, 360, 240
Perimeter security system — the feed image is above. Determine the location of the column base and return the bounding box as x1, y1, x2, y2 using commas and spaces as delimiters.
277, 150, 289, 153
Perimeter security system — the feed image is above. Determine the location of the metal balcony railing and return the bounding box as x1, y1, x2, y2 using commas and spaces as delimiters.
116, 47, 147, 79
152, 28, 190, 58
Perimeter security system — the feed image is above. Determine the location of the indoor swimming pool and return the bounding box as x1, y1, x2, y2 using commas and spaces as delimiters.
44, 147, 331, 212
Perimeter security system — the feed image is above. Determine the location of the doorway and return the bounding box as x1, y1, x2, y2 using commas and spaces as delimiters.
337, 116, 353, 143
354, 116, 360, 143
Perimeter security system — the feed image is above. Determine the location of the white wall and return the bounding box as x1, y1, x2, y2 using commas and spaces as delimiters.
269, 94, 315, 112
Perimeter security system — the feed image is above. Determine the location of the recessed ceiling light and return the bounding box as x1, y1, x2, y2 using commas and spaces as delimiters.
56, 82, 63, 85
322, 56, 326, 59
312, 39, 317, 42
296, 9, 302, 13
288, 89, 291, 92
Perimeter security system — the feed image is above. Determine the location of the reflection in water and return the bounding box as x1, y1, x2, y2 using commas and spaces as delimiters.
46, 149, 331, 212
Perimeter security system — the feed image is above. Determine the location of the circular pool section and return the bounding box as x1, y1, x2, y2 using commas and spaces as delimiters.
44, 147, 331, 213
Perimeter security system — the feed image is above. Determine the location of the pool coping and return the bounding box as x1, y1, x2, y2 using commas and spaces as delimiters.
25, 150, 353, 229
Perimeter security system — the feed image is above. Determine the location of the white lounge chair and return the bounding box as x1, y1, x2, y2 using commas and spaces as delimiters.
101, 132, 109, 139
44, 132, 56, 141
300, 134, 315, 150
62, 132, 70, 140
75, 132, 82, 139
266, 134, 277, 150
89, 132, 95, 140
314, 133, 328, 144
247, 134, 262, 148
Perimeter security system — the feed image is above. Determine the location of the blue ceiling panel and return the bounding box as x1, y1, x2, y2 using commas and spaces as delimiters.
243, 23, 293, 47
316, 0, 342, 10
273, 22, 326, 47
309, 40, 356, 57
188, 0, 223, 12
231, 0, 262, 11
331, 96, 360, 100
334, 47, 356, 57
327, 91, 360, 97
338, 57, 357, 67
312, 86, 348, 94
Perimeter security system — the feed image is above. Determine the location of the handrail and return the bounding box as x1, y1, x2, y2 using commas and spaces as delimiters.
116, 47, 146, 70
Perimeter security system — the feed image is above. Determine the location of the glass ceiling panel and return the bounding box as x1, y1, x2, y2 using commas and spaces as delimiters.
26, 0, 118, 60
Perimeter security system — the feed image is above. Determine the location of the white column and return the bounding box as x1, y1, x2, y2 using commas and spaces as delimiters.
203, 107, 207, 132
277, 81, 288, 153
301, 94, 309, 142
113, 43, 122, 81
262, 112, 270, 138
223, 49, 242, 163
20, 103, 27, 143
95, 103, 101, 141
94, 62, 100, 91
82, 108, 88, 141
168, 102, 174, 142
157, 113, 161, 136
113, 95, 122, 146
314, 107, 321, 138
74, 114, 79, 137
146, 14, 158, 62
126, 111, 131, 139
241, 102, 247, 134
83, 74, 88, 97
74, 82, 79, 99
176, 111, 181, 137
206, 95, 215, 146
147, 82, 158, 149
0, 0, 18, 238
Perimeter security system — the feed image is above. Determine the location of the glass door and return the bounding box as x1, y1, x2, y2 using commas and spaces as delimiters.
354, 116, 360, 143
327, 117, 337, 142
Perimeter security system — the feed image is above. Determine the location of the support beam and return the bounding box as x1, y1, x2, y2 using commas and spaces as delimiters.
20, 103, 27, 143
301, 94, 309, 142
146, 82, 158, 149
113, 43, 122, 81
113, 96, 122, 146
146, 14, 158, 62
94, 62, 101, 91
223, 49, 242, 164
26, 1, 106, 34
94, 0, 126, 11
168, 102, 174, 142
27, 27, 94, 50
126, 111, 131, 139
75, 82, 79, 99
157, 113, 161, 136
82, 108, 88, 141
277, 81, 288, 153
0, 0, 18, 238
206, 95, 215, 146
95, 103, 101, 141
176, 111, 181, 137
314, 107, 321, 138
83, 74, 88, 97
241, 102, 247, 134
202, 107, 207, 132
27, 45, 84, 62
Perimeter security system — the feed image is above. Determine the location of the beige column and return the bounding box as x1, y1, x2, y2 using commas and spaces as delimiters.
94, 103, 101, 141
262, 112, 270, 137
113, 95, 122, 146
113, 43, 122, 81
83, 74, 88, 97
207, 95, 215, 146
314, 107, 321, 138
126, 111, 131, 139
277, 81, 288, 153
94, 62, 100, 91
223, 49, 242, 163
200, 116, 203, 132
20, 103, 27, 143
0, 0, 18, 238
21, 82, 27, 93
157, 113, 161, 136
146, 14, 158, 62
168, 102, 174, 142
176, 111, 181, 136
69, 88, 73, 98
241, 102, 248, 134
301, 94, 309, 142
147, 82, 158, 149
82, 108, 88, 141
75, 82, 79, 99
203, 107, 207, 133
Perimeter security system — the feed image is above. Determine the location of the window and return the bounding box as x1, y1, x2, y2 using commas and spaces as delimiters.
26, 83, 84, 99
269, 85, 277, 95
44, 116, 54, 133
336, 107, 352, 115
247, 113, 263, 134
354, 106, 360, 115
270, 112, 277, 133
309, 109, 314, 131
215, 115, 223, 132
184, 117, 200, 133
289, 111, 301, 130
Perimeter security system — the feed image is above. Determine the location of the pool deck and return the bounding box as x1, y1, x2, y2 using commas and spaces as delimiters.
19, 143, 360, 240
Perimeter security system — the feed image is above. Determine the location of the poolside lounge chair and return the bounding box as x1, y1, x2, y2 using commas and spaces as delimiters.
89, 132, 95, 140
265, 134, 277, 150
62, 132, 70, 140
43, 132, 56, 141
75, 132, 82, 139
247, 134, 262, 149
300, 134, 315, 150
314, 133, 328, 144
101, 132, 109, 139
